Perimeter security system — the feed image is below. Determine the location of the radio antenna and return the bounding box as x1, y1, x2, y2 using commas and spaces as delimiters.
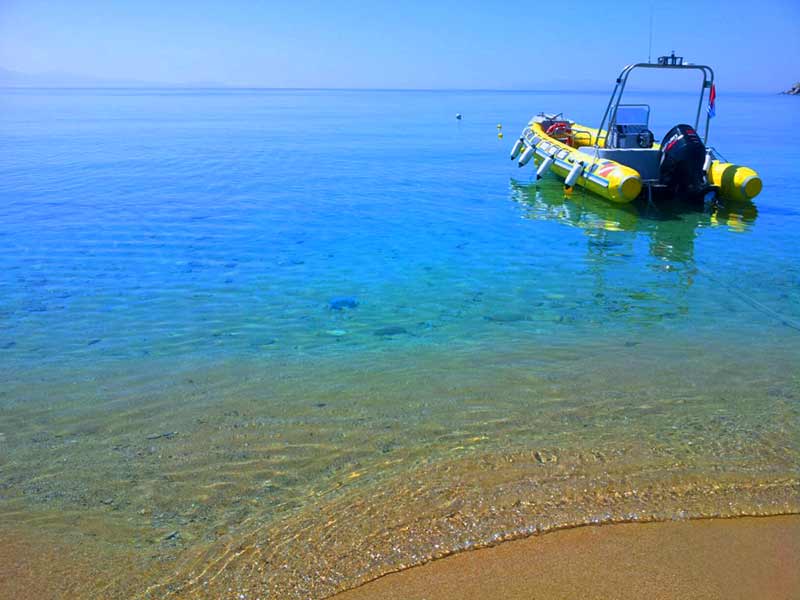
647, 6, 654, 63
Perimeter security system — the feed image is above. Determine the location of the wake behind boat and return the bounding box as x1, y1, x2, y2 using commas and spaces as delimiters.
510, 52, 762, 204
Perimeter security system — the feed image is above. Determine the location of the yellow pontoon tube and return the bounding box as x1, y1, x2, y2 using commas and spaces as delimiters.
513, 119, 643, 203
509, 54, 762, 204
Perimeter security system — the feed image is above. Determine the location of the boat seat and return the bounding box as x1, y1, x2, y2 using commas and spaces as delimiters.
577, 147, 662, 180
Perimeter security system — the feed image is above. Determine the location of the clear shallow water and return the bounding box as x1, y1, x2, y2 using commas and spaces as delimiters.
0, 88, 798, 598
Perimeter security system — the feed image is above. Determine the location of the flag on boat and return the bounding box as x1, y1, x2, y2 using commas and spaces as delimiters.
707, 83, 716, 118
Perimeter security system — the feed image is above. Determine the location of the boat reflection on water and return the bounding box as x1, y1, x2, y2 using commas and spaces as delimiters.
509, 177, 758, 265
509, 178, 759, 319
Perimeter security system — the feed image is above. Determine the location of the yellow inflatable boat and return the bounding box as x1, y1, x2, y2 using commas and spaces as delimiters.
509, 53, 762, 204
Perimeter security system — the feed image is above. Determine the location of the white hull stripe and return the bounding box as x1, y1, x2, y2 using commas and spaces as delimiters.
521, 127, 610, 188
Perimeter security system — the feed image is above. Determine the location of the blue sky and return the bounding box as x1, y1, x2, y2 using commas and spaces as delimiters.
0, 0, 798, 90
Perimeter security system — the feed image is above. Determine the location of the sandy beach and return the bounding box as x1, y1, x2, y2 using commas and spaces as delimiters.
334, 515, 800, 600
4, 514, 797, 599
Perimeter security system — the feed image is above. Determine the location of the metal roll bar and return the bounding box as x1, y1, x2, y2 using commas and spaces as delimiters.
595, 61, 715, 149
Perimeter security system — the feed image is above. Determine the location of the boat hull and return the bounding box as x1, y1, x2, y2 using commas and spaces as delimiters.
521, 121, 642, 204
516, 120, 761, 204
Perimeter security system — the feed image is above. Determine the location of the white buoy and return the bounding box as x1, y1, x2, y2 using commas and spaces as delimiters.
518, 146, 535, 167
536, 155, 554, 179
564, 161, 584, 187
510, 138, 524, 160
455, 113, 462, 120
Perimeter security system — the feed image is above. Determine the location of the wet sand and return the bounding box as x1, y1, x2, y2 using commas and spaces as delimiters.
2, 513, 798, 599
334, 515, 800, 600
0, 523, 150, 600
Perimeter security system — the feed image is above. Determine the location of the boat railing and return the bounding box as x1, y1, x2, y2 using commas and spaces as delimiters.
706, 146, 728, 163
595, 61, 715, 150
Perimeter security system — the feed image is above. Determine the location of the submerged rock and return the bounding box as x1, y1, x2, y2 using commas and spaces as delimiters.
146, 431, 178, 440
484, 313, 529, 323
534, 450, 558, 464
329, 296, 358, 310
324, 329, 348, 338
628, 291, 659, 301
374, 326, 408, 337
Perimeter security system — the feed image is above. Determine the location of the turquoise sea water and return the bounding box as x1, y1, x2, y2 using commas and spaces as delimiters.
1, 88, 798, 598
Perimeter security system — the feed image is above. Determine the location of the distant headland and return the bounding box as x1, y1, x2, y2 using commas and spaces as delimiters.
782, 82, 800, 95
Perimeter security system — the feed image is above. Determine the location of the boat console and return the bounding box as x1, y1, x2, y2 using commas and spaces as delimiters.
607, 105, 654, 149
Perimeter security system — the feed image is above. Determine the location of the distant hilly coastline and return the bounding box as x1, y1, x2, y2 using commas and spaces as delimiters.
0, 67, 221, 88
3, 66, 792, 93
0, 67, 608, 91
782, 82, 800, 95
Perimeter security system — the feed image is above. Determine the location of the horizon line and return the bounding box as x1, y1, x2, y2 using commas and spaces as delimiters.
0, 84, 778, 94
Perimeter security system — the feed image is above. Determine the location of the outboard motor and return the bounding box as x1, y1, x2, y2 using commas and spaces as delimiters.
659, 124, 707, 200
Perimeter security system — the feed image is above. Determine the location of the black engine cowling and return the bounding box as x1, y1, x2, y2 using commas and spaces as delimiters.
659, 124, 706, 199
